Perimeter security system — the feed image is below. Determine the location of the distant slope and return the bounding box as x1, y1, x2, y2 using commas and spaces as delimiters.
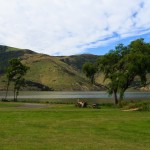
0, 45, 35, 74
0, 45, 102, 91
58, 54, 98, 70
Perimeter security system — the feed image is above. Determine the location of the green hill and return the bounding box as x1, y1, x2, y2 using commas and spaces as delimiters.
1, 45, 149, 91
58, 54, 98, 70
0, 45, 102, 91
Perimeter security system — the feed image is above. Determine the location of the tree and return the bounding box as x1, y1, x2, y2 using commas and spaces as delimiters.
13, 77, 25, 101
116, 39, 150, 100
97, 44, 128, 104
97, 39, 150, 105
4, 58, 29, 101
82, 62, 97, 84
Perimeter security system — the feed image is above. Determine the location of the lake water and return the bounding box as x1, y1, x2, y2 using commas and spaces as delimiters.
0, 91, 150, 99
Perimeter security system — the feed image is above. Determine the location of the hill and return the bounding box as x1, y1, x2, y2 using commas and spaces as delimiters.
58, 54, 98, 70
0, 45, 102, 91
1, 45, 149, 91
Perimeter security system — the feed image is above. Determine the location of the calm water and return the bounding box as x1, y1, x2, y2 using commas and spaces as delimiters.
0, 91, 150, 99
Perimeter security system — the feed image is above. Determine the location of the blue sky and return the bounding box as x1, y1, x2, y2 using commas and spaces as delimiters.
87, 33, 150, 55
0, 0, 150, 56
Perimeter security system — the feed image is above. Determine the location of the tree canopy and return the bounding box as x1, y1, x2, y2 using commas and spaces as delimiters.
96, 38, 150, 104
4, 58, 29, 101
82, 62, 97, 84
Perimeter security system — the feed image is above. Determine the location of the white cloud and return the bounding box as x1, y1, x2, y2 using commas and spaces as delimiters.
0, 0, 150, 55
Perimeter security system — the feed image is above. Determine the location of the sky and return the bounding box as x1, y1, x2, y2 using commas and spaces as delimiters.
0, 0, 150, 56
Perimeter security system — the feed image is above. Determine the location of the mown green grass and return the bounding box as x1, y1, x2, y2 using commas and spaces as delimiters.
0, 102, 150, 150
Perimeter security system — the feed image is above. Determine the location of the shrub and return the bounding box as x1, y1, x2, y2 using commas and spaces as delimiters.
121, 100, 150, 111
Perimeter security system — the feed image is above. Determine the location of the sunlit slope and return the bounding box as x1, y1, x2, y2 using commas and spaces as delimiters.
0, 45, 101, 91
22, 53, 99, 91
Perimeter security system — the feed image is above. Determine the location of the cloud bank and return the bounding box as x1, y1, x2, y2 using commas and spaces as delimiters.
0, 0, 150, 55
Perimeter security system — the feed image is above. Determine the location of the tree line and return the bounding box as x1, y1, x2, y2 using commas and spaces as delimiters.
82, 38, 150, 105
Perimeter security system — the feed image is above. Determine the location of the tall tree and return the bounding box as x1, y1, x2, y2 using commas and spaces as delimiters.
4, 58, 29, 101
97, 44, 128, 104
97, 39, 150, 105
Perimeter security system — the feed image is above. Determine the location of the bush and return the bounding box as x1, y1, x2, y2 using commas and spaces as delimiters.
121, 100, 150, 111
1, 98, 10, 102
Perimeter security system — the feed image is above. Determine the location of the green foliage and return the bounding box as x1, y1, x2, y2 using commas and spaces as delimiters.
82, 62, 97, 84
5, 58, 29, 101
139, 105, 150, 111
97, 39, 150, 104
121, 100, 150, 111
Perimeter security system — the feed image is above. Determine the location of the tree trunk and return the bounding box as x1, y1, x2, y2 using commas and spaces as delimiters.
15, 90, 19, 102
91, 75, 95, 84
4, 80, 10, 101
113, 90, 118, 105
119, 89, 126, 106
14, 89, 17, 102
119, 89, 126, 101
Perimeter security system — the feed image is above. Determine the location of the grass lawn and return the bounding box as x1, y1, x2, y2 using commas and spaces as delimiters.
0, 102, 150, 150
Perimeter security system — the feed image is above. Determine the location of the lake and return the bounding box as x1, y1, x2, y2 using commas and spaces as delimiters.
0, 91, 150, 99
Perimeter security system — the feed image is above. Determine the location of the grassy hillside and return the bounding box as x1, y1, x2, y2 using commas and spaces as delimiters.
1, 45, 149, 91
0, 45, 101, 91
58, 54, 98, 70
0, 45, 35, 74
22, 53, 100, 91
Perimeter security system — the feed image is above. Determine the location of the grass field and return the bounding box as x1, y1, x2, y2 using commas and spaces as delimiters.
0, 102, 150, 150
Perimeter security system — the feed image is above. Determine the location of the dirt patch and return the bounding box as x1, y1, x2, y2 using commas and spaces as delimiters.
17, 103, 49, 109
122, 108, 139, 112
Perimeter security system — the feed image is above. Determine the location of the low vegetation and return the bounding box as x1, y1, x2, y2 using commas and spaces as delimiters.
121, 100, 150, 111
